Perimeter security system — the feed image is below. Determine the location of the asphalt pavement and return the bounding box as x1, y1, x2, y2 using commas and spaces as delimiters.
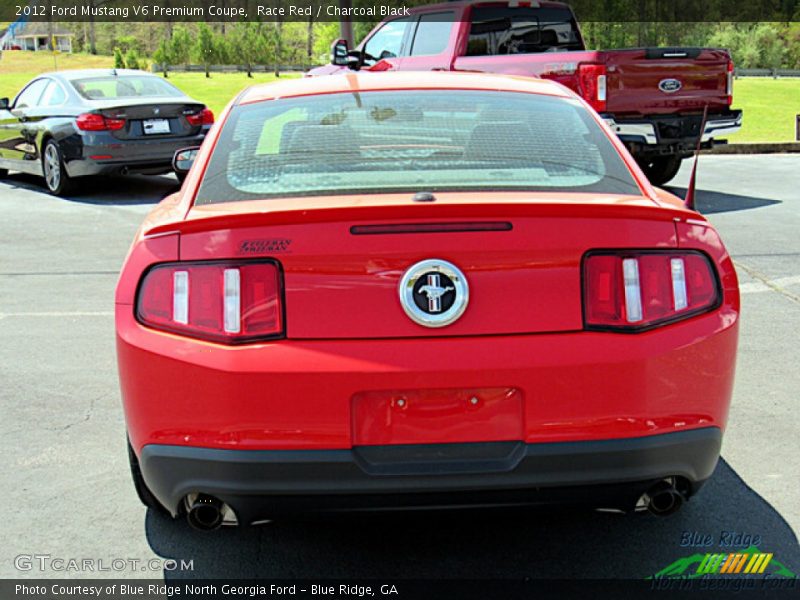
0, 155, 798, 580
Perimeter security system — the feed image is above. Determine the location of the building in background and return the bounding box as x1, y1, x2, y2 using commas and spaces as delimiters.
1, 21, 74, 52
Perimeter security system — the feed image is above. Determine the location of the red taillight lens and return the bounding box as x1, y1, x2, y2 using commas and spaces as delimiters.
136, 261, 283, 343
726, 60, 734, 105
76, 113, 125, 131
186, 107, 214, 127
577, 63, 607, 113
584, 252, 719, 330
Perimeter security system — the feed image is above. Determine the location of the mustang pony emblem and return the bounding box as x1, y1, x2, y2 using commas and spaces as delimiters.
399, 259, 469, 328
417, 274, 454, 313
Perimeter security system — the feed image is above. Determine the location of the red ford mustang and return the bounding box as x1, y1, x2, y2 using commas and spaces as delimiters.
116, 72, 739, 530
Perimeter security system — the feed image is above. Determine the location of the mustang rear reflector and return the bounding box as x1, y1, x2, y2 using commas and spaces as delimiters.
223, 268, 241, 334
584, 251, 719, 330
172, 271, 189, 325
137, 261, 283, 343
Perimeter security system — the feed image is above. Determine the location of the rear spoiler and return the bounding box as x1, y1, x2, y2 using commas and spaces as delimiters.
143, 202, 692, 239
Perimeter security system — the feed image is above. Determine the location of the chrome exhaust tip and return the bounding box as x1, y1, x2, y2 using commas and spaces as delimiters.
184, 493, 238, 531
641, 479, 686, 517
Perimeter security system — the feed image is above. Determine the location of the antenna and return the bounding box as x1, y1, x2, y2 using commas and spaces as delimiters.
684, 104, 709, 211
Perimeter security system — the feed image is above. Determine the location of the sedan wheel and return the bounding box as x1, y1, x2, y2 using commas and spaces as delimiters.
42, 140, 73, 196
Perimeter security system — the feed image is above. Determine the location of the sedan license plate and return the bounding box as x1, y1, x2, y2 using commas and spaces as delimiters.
142, 119, 170, 135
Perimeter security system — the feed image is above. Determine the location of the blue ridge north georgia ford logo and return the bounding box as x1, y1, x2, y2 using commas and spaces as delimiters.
658, 78, 683, 94
399, 259, 469, 328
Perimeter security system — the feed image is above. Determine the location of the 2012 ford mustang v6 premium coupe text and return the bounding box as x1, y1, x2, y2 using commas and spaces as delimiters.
116, 72, 739, 530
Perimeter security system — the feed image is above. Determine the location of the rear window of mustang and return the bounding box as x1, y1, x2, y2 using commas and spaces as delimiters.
194, 90, 641, 203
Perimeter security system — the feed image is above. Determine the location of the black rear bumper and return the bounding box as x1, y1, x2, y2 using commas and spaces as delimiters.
603, 110, 743, 157
63, 130, 208, 178
139, 428, 721, 522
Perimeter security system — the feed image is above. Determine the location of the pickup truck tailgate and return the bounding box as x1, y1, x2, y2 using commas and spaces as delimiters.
604, 48, 731, 116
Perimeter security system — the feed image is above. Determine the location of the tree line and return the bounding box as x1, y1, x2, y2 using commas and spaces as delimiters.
63, 21, 800, 72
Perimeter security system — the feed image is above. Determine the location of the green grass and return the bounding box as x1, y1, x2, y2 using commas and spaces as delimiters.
727, 78, 800, 142
0, 52, 114, 100
1, 51, 797, 142
0, 52, 300, 116
162, 71, 300, 115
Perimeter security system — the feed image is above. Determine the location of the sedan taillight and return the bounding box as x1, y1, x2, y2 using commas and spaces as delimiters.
186, 107, 214, 126
136, 261, 283, 343
577, 63, 607, 114
584, 251, 720, 330
76, 113, 125, 131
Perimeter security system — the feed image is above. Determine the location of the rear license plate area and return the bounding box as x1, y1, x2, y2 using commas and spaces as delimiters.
351, 387, 524, 446
142, 118, 170, 135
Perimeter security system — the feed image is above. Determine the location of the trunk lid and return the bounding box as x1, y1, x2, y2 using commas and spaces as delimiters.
602, 47, 731, 115
94, 100, 206, 140
169, 193, 682, 339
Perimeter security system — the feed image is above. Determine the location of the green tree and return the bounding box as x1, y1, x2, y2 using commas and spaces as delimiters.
193, 23, 217, 78
708, 23, 785, 69
231, 22, 269, 78
113, 46, 125, 69
280, 22, 310, 67
115, 34, 143, 54
153, 39, 173, 77
786, 23, 800, 69
170, 26, 192, 67
125, 48, 141, 70
214, 33, 232, 66
313, 22, 341, 64
273, 20, 283, 77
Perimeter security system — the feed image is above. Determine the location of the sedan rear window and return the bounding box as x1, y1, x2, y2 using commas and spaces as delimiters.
195, 90, 641, 204
71, 76, 183, 100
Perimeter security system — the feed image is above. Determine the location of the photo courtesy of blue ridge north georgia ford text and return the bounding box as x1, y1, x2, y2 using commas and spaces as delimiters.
0, 0, 798, 598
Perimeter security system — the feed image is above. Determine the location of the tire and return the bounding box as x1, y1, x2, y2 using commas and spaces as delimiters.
0, 168, 8, 179
41, 139, 74, 196
638, 155, 683, 187
127, 440, 168, 513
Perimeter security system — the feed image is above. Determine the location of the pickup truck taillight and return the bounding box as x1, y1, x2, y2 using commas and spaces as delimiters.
584, 251, 719, 330
136, 261, 283, 343
726, 60, 734, 105
186, 107, 214, 126
577, 63, 607, 113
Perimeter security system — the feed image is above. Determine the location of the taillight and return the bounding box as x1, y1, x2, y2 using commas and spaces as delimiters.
76, 113, 125, 131
186, 107, 214, 127
726, 60, 734, 105
136, 261, 283, 343
577, 63, 607, 113
584, 251, 719, 330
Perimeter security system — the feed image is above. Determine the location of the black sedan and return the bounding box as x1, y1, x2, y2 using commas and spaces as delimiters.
0, 69, 212, 195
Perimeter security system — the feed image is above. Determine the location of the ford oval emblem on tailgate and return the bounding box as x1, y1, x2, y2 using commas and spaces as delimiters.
658, 78, 683, 94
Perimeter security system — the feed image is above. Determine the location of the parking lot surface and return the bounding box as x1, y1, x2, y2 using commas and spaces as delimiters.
1, 155, 798, 579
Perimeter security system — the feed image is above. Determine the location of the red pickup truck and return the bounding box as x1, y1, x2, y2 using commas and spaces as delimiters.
309, 0, 742, 186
